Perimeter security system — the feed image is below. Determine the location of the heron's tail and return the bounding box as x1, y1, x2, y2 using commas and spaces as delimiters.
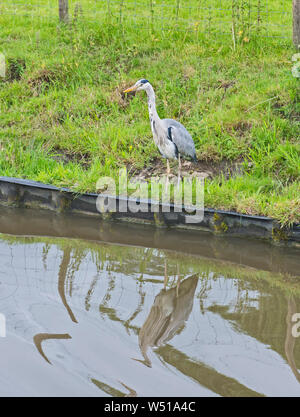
193, 155, 197, 162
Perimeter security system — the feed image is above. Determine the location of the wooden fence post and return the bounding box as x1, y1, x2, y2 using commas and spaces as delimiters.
59, 0, 69, 23
293, 0, 300, 46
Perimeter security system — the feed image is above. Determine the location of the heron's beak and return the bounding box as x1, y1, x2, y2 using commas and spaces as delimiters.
123, 85, 137, 93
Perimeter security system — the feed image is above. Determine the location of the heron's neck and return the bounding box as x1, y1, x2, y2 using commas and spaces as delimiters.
146, 85, 160, 125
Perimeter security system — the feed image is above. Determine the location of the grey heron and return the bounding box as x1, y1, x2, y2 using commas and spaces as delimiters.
124, 79, 197, 182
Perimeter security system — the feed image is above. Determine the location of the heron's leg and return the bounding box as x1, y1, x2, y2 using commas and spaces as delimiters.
165, 159, 170, 191
166, 159, 171, 177
177, 153, 182, 186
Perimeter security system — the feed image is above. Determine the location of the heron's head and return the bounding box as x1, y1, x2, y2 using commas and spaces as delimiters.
123, 79, 150, 93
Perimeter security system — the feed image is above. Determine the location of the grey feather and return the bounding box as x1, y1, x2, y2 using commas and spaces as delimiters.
162, 119, 196, 161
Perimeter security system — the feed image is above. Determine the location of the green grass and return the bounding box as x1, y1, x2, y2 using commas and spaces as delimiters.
0, 0, 299, 225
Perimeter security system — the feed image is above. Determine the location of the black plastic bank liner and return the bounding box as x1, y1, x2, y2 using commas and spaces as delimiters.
0, 176, 299, 246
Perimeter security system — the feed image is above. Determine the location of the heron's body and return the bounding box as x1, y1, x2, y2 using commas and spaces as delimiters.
145, 82, 197, 162
124, 79, 197, 180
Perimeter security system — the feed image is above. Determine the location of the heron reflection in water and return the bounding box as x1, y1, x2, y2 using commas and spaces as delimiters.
135, 260, 199, 367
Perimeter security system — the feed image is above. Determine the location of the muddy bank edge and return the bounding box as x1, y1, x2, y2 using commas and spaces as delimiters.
0, 176, 299, 246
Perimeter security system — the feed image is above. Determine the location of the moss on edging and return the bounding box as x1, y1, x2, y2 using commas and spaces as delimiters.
0, 176, 299, 246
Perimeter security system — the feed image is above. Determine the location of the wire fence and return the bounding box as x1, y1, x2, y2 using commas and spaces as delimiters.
0, 0, 293, 39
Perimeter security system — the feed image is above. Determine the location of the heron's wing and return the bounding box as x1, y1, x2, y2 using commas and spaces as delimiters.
163, 119, 196, 159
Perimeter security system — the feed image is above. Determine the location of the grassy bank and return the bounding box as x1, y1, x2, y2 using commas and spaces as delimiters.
0, 1, 299, 225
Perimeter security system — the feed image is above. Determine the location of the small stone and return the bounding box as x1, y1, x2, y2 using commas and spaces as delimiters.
183, 161, 192, 167
192, 171, 211, 179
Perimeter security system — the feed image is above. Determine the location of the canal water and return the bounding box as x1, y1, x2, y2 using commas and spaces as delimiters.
0, 207, 299, 397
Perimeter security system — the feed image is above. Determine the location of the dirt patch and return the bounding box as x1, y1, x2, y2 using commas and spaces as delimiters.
109, 81, 136, 109
5, 58, 26, 82
217, 79, 236, 100
51, 147, 91, 169
272, 99, 300, 122
127, 157, 244, 180
28, 68, 60, 96
226, 121, 252, 136
182, 66, 196, 81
